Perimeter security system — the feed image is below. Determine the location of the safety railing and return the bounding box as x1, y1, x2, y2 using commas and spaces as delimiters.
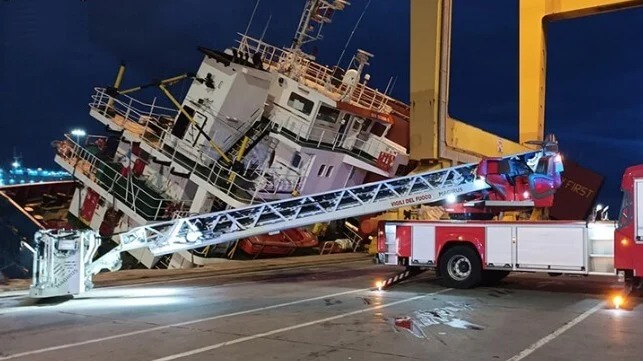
269, 112, 407, 170
255, 169, 305, 195
89, 88, 256, 151
235, 34, 395, 114
97, 108, 287, 205
87, 88, 287, 204
55, 135, 192, 221
90, 87, 177, 126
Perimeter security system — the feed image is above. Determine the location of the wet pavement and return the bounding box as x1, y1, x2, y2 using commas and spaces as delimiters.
0, 260, 641, 361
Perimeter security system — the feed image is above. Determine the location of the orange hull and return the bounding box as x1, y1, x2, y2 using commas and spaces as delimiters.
239, 228, 318, 257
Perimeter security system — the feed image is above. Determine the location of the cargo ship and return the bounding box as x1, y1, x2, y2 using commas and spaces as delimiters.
43, 0, 414, 269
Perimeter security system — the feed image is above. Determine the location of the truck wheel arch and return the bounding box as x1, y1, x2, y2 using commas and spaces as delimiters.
436, 241, 484, 289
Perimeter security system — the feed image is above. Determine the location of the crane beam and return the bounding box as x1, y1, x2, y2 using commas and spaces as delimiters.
411, 0, 643, 164
519, 0, 643, 143
410, 0, 529, 167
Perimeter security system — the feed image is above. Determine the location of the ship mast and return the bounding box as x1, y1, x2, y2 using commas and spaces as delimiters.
285, 0, 350, 79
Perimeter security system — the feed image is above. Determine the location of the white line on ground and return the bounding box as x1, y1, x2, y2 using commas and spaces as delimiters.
506, 301, 604, 361
0, 287, 373, 360
151, 288, 453, 361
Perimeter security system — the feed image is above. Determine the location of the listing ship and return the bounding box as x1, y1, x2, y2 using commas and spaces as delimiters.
48, 0, 413, 269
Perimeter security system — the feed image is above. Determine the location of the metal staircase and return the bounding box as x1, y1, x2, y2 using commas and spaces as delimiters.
28, 150, 541, 298
225, 117, 273, 162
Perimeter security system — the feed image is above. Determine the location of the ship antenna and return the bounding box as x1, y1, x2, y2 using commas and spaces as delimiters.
335, 0, 372, 69
286, 0, 350, 79
259, 13, 273, 43
243, 0, 262, 38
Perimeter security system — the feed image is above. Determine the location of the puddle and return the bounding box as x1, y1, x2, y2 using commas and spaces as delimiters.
391, 302, 484, 338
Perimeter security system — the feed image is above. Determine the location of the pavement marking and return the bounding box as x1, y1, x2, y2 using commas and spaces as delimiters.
0, 287, 376, 360
151, 288, 453, 361
506, 301, 604, 361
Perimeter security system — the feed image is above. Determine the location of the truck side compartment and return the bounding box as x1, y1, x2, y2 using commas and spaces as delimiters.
377, 220, 618, 289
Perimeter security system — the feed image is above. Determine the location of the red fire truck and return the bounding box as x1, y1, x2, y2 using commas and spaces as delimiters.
376, 164, 643, 309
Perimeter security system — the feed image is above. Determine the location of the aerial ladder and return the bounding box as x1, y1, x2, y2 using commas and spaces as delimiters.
28, 148, 551, 298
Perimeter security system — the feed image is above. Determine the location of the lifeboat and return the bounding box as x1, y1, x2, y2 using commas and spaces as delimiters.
238, 228, 319, 258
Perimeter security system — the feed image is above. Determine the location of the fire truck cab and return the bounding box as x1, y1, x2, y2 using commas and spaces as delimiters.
376, 165, 643, 292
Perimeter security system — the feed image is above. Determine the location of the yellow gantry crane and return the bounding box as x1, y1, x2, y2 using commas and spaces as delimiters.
410, 0, 643, 168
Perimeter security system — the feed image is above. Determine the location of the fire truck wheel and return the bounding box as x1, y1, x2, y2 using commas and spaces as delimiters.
439, 246, 482, 289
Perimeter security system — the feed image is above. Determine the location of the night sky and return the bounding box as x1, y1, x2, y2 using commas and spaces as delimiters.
1, 0, 643, 212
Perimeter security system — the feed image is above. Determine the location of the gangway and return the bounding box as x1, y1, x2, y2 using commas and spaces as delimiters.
29, 150, 544, 298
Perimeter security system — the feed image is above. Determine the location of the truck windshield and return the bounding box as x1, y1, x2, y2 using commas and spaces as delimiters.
617, 190, 633, 229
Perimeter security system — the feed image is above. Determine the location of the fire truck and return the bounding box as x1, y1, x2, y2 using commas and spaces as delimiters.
374, 161, 643, 309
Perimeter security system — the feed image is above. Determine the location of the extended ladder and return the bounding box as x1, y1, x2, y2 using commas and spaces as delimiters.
29, 150, 540, 298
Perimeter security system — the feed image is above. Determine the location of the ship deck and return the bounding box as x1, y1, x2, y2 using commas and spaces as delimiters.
1, 258, 640, 361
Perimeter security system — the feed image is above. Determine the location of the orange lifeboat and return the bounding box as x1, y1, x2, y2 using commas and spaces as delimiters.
238, 228, 319, 257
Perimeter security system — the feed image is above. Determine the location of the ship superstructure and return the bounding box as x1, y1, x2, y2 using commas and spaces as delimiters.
50, 0, 411, 268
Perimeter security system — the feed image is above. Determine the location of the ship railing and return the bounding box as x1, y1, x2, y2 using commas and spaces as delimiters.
234, 34, 395, 115
86, 89, 309, 206
157, 137, 312, 204
160, 140, 268, 204
269, 115, 406, 173
90, 87, 178, 126
56, 134, 192, 221
90, 87, 262, 155
89, 91, 301, 206
300, 60, 394, 114
254, 170, 306, 196
120, 117, 290, 206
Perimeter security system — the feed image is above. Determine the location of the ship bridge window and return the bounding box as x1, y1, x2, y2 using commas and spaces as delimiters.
315, 104, 340, 124
317, 164, 326, 177
291, 153, 302, 168
172, 105, 195, 139
352, 117, 363, 130
316, 164, 334, 177
287, 92, 314, 115
370, 122, 387, 137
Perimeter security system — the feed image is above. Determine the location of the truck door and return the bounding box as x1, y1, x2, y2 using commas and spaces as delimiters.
636, 180, 643, 242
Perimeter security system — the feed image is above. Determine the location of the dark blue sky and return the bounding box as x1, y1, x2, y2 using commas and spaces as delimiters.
1, 0, 642, 211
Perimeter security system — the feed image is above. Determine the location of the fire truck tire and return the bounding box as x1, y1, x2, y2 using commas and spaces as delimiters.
438, 246, 482, 289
